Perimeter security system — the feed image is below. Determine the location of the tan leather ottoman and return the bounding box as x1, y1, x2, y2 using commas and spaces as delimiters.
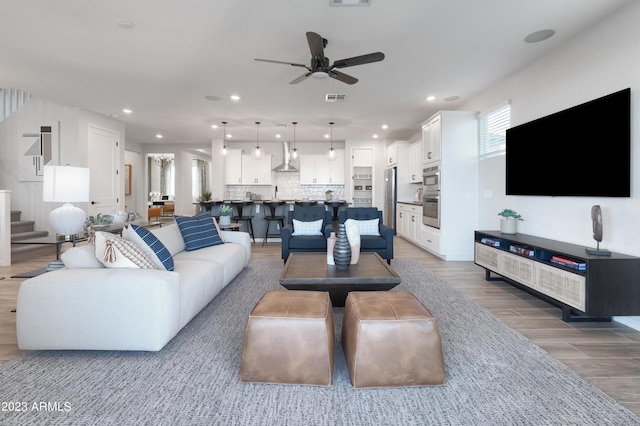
342, 291, 445, 388
240, 290, 334, 386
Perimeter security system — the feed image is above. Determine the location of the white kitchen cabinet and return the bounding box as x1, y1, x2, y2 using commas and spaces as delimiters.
396, 203, 421, 244
299, 150, 344, 185
386, 143, 397, 167
422, 114, 441, 165
241, 154, 272, 185
225, 149, 272, 185
224, 149, 243, 185
352, 147, 374, 167
408, 141, 423, 183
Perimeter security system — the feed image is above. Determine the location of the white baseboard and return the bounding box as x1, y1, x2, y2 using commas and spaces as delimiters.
613, 316, 640, 331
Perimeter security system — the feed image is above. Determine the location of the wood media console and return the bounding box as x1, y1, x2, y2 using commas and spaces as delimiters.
474, 231, 640, 322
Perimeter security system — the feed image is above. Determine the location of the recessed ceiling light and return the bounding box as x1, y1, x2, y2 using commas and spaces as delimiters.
524, 29, 555, 43
227, 134, 232, 139
211, 124, 218, 129
444, 96, 460, 102
205, 95, 222, 101
426, 95, 436, 102
381, 124, 388, 130
156, 134, 163, 139
230, 95, 241, 101
122, 108, 133, 114
324, 134, 330, 139
275, 134, 281, 138
373, 134, 379, 139
109, 113, 120, 118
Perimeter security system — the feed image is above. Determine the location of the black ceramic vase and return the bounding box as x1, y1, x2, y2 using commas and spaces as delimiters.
333, 223, 352, 269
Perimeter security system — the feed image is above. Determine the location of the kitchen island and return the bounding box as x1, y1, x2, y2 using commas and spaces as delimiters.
198, 199, 348, 242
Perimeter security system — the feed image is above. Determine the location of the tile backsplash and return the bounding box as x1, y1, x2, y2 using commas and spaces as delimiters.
223, 172, 345, 201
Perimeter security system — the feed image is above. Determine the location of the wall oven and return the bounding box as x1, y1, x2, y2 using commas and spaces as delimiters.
422, 166, 440, 228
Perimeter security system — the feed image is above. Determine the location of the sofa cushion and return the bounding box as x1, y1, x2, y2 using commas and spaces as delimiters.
354, 218, 380, 236
94, 232, 157, 269
61, 245, 105, 269
123, 224, 174, 271
150, 224, 186, 256
175, 213, 224, 251
292, 218, 323, 236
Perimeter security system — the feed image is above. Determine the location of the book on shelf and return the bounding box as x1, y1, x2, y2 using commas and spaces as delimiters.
480, 237, 500, 247
509, 245, 535, 257
550, 255, 586, 270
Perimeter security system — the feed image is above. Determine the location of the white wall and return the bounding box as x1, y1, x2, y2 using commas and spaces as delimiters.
0, 96, 125, 235
460, 1, 640, 256
459, 1, 640, 328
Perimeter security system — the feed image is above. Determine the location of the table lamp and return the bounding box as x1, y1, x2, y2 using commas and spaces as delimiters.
43, 165, 90, 237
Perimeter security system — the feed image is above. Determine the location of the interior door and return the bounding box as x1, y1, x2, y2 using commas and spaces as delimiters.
88, 125, 120, 217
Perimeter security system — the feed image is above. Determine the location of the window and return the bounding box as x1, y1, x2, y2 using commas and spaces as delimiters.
479, 103, 511, 158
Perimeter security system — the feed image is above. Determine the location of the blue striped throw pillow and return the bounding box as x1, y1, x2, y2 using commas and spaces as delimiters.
130, 224, 175, 271
175, 213, 223, 251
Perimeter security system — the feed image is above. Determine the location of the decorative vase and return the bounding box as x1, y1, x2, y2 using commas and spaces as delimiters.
220, 215, 231, 226
500, 218, 517, 234
326, 232, 337, 265
333, 224, 352, 269
326, 193, 332, 201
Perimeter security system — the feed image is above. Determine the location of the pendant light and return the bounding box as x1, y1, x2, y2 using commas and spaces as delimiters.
290, 121, 299, 160
219, 121, 228, 157
327, 121, 337, 162
252, 121, 263, 160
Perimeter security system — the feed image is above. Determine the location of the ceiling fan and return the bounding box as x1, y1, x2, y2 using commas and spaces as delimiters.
254, 31, 385, 85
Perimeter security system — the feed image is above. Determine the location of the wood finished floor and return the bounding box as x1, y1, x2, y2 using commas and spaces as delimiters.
1, 236, 639, 416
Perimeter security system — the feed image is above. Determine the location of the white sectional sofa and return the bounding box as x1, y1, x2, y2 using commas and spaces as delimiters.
16, 222, 251, 351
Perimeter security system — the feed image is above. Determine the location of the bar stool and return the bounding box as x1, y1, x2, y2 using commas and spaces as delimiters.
231, 201, 255, 243
262, 201, 287, 246
324, 200, 347, 221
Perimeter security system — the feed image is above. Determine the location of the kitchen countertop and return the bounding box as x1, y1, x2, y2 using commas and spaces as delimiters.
200, 199, 346, 204
397, 200, 422, 206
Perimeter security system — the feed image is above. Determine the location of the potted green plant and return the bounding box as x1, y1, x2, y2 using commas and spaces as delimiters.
201, 191, 212, 202
325, 189, 333, 201
218, 204, 233, 226
498, 209, 523, 234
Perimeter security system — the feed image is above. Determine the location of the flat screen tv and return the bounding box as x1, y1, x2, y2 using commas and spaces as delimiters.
505, 88, 630, 197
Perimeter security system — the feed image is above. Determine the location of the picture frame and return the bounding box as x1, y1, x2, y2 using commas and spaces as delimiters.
124, 164, 132, 195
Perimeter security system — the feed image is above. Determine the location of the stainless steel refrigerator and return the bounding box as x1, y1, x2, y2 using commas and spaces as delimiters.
384, 167, 397, 232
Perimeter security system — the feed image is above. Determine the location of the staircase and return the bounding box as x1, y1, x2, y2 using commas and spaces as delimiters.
11, 210, 55, 263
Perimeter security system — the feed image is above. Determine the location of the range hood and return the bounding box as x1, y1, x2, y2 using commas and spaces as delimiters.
273, 141, 298, 172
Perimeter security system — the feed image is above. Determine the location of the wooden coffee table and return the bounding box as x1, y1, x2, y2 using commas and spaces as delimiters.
279, 252, 401, 307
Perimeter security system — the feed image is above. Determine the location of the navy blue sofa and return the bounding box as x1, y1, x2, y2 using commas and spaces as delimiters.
338, 207, 394, 264
281, 206, 333, 262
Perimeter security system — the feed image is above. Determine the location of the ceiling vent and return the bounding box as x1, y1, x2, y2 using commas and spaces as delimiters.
330, 0, 371, 6
325, 94, 346, 103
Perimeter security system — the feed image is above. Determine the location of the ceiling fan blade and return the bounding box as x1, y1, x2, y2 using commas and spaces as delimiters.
306, 32, 325, 59
254, 58, 308, 68
290, 72, 312, 84
329, 70, 358, 85
332, 52, 385, 69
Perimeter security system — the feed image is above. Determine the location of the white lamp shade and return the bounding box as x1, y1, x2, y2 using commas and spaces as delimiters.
49, 203, 86, 236
43, 165, 90, 202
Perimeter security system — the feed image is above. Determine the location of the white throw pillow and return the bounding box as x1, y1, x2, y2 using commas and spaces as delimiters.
292, 218, 323, 236
355, 218, 380, 236
94, 232, 157, 269
344, 219, 362, 265
61, 245, 105, 269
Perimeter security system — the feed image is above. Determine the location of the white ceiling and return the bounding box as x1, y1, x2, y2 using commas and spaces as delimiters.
0, 0, 632, 146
